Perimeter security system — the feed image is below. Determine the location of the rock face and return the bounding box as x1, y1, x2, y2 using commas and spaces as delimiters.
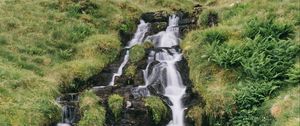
80, 5, 203, 126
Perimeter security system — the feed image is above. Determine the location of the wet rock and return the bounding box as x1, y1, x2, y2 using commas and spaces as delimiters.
93, 86, 113, 98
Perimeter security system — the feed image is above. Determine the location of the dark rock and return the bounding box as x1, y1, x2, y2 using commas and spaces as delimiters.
93, 86, 113, 98
141, 11, 169, 22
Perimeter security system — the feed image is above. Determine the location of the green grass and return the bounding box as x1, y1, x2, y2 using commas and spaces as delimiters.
0, 0, 199, 125
182, 0, 300, 125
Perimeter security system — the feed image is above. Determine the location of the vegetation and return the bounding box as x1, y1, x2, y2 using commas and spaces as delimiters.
1, 0, 299, 125
129, 45, 145, 63
78, 90, 106, 126
0, 0, 197, 125
125, 65, 137, 78
182, 0, 300, 125
144, 96, 168, 124
108, 94, 124, 120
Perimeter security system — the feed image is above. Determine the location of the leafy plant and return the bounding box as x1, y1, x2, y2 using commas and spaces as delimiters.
211, 44, 242, 68
286, 61, 300, 85
244, 17, 294, 40
231, 81, 278, 125
240, 36, 299, 81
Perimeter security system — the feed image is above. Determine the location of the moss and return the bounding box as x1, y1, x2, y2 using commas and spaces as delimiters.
144, 96, 168, 124
78, 90, 106, 126
143, 41, 154, 49
129, 45, 145, 63
108, 94, 124, 120
125, 65, 137, 78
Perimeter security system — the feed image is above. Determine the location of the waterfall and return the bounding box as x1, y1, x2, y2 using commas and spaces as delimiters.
108, 20, 149, 86
56, 93, 79, 126
97, 15, 187, 125
143, 15, 187, 126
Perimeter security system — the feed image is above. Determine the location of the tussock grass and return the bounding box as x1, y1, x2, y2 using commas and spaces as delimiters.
108, 94, 124, 120
0, 0, 200, 125
144, 96, 168, 124
78, 90, 106, 126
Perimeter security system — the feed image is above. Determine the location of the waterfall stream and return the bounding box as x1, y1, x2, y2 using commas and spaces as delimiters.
94, 15, 186, 126
144, 15, 186, 126
57, 12, 190, 126
108, 20, 150, 86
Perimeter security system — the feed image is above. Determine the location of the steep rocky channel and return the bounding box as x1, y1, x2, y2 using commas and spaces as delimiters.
56, 6, 202, 126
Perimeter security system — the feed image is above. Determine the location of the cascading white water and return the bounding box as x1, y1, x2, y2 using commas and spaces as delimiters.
108, 20, 149, 86
144, 15, 187, 126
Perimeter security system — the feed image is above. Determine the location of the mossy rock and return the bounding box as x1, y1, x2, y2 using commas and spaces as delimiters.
130, 45, 145, 63
125, 65, 137, 78
144, 96, 168, 124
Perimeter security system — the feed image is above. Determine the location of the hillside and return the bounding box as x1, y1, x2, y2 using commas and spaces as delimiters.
0, 0, 299, 126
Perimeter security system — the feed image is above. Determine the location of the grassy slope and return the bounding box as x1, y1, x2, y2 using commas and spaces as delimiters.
0, 0, 197, 125
182, 0, 299, 125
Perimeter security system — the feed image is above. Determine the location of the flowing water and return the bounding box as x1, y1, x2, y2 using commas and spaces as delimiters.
108, 20, 149, 86
56, 93, 79, 125
78, 15, 186, 126
141, 15, 187, 126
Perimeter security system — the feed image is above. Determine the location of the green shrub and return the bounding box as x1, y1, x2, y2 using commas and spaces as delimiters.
198, 9, 219, 27
211, 44, 242, 68
244, 17, 294, 40
240, 36, 299, 80
129, 45, 145, 63
79, 90, 106, 126
286, 62, 300, 85
230, 81, 278, 125
108, 94, 124, 120
235, 81, 277, 110
202, 28, 229, 44
144, 96, 168, 124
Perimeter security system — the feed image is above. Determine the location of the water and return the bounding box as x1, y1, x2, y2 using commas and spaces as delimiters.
98, 15, 186, 125
143, 15, 187, 126
56, 93, 79, 125
108, 50, 130, 86
108, 20, 149, 86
